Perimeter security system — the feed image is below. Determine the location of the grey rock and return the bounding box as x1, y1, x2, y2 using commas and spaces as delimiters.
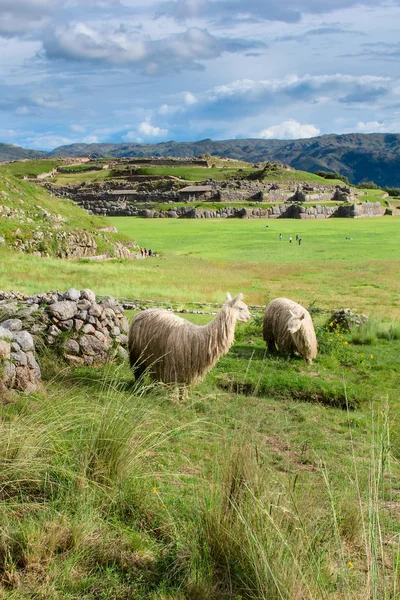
3, 361, 16, 386
74, 319, 84, 332
88, 304, 102, 317
112, 326, 120, 336
64, 339, 80, 356
63, 288, 81, 301
80, 289, 96, 303
0, 326, 13, 341
18, 304, 39, 317
0, 318, 23, 332
118, 346, 129, 360
26, 352, 41, 375
77, 300, 91, 311
87, 316, 96, 325
12, 331, 34, 352
11, 342, 20, 352
59, 319, 74, 332
79, 334, 104, 356
82, 323, 96, 334
48, 300, 78, 321
119, 316, 129, 332
11, 351, 28, 366
77, 310, 88, 321
119, 334, 128, 346
48, 324, 62, 336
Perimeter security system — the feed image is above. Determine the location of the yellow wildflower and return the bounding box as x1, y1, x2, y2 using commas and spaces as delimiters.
348, 561, 354, 568
370, 354, 374, 359
360, 353, 364, 357
344, 341, 348, 345
153, 487, 157, 493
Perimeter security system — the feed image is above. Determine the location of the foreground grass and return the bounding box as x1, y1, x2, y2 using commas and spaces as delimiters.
0, 315, 398, 599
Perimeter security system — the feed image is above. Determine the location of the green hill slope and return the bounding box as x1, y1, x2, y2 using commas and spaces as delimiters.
0, 170, 139, 259
0, 143, 46, 162
48, 133, 400, 186
2, 133, 400, 186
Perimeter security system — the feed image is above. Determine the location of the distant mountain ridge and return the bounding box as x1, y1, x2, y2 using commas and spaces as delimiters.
0, 143, 46, 162
2, 134, 400, 186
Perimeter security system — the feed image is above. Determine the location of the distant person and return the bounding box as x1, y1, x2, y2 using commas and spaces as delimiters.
148, 248, 153, 256
279, 233, 283, 241
289, 236, 293, 243
298, 237, 302, 246
296, 234, 299, 241
140, 248, 144, 257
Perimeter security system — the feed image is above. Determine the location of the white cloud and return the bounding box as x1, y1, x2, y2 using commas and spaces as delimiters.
138, 118, 168, 137
0, 0, 56, 36
24, 133, 75, 150
82, 134, 99, 143
355, 120, 400, 133
183, 91, 197, 105
70, 123, 86, 132
43, 23, 263, 74
258, 119, 320, 139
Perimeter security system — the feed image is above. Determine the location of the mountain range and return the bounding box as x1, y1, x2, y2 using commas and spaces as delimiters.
1, 133, 400, 186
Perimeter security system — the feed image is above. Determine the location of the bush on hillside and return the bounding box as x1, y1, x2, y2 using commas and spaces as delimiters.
315, 170, 350, 184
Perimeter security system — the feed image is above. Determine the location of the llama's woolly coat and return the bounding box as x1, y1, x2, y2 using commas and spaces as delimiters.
263, 298, 318, 363
128, 294, 251, 385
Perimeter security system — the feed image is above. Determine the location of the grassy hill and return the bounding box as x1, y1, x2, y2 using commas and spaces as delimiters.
0, 170, 140, 259
2, 133, 400, 186
47, 133, 400, 187
0, 142, 46, 162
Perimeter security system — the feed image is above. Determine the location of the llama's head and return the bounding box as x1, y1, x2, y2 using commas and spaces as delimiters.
287, 309, 305, 335
225, 292, 251, 322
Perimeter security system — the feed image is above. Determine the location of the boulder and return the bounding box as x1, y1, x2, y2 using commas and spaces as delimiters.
48, 301, 78, 321
12, 331, 34, 352
80, 334, 105, 357
0, 319, 23, 332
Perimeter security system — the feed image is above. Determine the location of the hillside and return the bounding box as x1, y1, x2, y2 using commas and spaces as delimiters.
0, 143, 46, 162
0, 170, 141, 260
2, 133, 400, 186
47, 133, 400, 186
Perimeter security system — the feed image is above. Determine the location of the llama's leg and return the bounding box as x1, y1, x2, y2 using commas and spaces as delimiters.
266, 337, 277, 353
132, 363, 146, 381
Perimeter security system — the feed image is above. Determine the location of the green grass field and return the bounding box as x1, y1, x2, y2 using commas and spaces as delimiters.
1, 216, 399, 316
0, 159, 63, 178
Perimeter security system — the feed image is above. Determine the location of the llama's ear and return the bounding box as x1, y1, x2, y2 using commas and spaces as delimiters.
232, 293, 244, 305
300, 312, 305, 320
226, 292, 232, 301
289, 310, 295, 317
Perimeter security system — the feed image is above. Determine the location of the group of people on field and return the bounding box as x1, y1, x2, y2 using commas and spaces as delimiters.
140, 248, 153, 257
279, 233, 302, 245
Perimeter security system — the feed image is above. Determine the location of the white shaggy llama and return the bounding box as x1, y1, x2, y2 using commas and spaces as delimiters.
263, 298, 318, 363
128, 293, 251, 385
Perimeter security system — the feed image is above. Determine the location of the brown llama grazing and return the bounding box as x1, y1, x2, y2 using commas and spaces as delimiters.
263, 298, 318, 363
128, 293, 251, 385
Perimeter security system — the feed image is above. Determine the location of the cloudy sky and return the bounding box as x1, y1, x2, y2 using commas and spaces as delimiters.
1, 0, 400, 149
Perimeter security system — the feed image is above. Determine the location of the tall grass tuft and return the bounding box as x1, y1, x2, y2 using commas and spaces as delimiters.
188, 406, 399, 600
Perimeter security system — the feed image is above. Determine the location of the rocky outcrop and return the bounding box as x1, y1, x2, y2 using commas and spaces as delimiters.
0, 289, 129, 369
328, 309, 369, 331
0, 320, 41, 393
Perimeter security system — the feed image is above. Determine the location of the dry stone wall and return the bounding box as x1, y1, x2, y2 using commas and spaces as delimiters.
42, 181, 383, 219
0, 289, 129, 393
0, 320, 41, 393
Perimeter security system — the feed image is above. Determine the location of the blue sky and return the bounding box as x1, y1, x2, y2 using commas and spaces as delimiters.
1, 0, 400, 149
